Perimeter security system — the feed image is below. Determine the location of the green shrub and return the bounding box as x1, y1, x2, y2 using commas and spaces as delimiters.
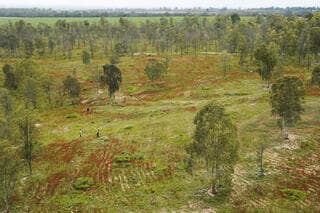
114, 152, 144, 164
124, 86, 139, 94
114, 152, 131, 163
66, 113, 78, 119
281, 188, 308, 201
54, 192, 90, 211
73, 177, 93, 191
299, 139, 315, 151
133, 153, 144, 160
124, 125, 133, 130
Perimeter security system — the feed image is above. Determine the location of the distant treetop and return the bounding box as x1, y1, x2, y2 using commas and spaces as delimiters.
0, 7, 318, 18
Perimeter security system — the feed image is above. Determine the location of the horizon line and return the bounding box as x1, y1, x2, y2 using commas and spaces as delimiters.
0, 6, 319, 10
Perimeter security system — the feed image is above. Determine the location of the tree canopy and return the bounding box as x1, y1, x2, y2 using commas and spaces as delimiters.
82, 50, 91, 65
63, 76, 81, 104
101, 64, 122, 101
189, 102, 239, 194
311, 65, 320, 86
271, 76, 305, 134
254, 44, 278, 86
2, 64, 17, 90
144, 59, 166, 82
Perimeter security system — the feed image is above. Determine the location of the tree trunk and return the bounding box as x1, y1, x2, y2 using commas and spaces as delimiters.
27, 116, 32, 176
211, 161, 218, 194
283, 118, 289, 140
258, 145, 264, 177
48, 87, 51, 105
205, 42, 208, 59
307, 53, 310, 71
3, 168, 10, 213
28, 161, 32, 176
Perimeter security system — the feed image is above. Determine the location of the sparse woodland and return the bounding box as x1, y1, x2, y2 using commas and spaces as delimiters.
0, 12, 320, 212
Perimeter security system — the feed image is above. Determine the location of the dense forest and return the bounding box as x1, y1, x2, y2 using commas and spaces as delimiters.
0, 11, 320, 212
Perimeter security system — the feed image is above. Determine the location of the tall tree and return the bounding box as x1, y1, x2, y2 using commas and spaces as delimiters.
220, 51, 232, 77
0, 144, 21, 213
0, 89, 13, 122
101, 64, 122, 104
0, 89, 14, 141
254, 44, 278, 87
189, 102, 239, 194
23, 39, 34, 58
18, 110, 38, 176
23, 78, 38, 109
271, 76, 305, 139
2, 64, 18, 90
63, 76, 81, 105
34, 36, 46, 57
82, 50, 91, 65
40, 74, 54, 105
311, 65, 320, 86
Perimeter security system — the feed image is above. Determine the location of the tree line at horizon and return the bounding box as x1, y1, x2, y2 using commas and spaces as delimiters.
0, 7, 318, 18
0, 13, 320, 67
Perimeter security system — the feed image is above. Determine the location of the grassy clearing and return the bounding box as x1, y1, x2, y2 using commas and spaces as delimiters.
0, 52, 319, 211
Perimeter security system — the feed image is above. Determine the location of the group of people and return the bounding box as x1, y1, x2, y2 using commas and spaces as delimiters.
79, 129, 100, 138
79, 107, 100, 138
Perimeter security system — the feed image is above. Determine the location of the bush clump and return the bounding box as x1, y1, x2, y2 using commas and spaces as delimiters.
66, 113, 79, 119
114, 152, 144, 164
114, 152, 131, 163
281, 188, 308, 201
73, 177, 94, 191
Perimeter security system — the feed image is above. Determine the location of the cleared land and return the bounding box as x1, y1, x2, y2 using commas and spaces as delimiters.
0, 52, 319, 211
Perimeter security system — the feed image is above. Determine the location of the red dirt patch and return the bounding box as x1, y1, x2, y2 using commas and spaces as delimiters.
185, 106, 198, 112
45, 172, 67, 196
306, 86, 320, 97
42, 137, 85, 163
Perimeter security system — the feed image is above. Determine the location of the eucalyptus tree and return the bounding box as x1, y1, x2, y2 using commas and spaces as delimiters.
23, 77, 38, 109
311, 65, 320, 86
34, 36, 46, 57
189, 102, 239, 194
220, 51, 232, 77
101, 64, 122, 104
40, 74, 54, 105
63, 76, 81, 105
2, 64, 18, 90
254, 44, 278, 87
270, 76, 305, 139
0, 144, 21, 213
82, 50, 91, 65
18, 109, 38, 176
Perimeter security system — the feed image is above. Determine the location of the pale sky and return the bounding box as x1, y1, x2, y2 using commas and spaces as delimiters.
0, 0, 319, 9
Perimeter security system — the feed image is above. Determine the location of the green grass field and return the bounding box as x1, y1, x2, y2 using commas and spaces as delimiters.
0, 16, 254, 25
0, 50, 319, 211
0, 16, 186, 25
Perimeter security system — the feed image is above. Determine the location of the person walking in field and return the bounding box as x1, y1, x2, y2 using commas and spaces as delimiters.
96, 129, 100, 138
80, 129, 83, 137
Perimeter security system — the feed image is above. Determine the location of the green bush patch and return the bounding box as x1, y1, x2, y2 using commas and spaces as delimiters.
281, 188, 308, 201
114, 152, 144, 164
73, 177, 94, 191
66, 113, 79, 119
124, 125, 133, 130
114, 152, 131, 163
